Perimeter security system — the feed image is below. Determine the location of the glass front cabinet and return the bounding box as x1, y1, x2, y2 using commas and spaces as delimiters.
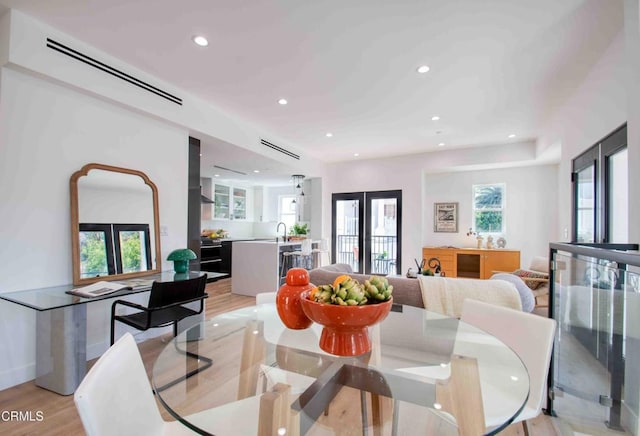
213, 184, 230, 219
232, 188, 247, 220
213, 184, 248, 220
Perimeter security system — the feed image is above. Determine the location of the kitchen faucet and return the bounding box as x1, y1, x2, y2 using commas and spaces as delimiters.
277, 222, 287, 243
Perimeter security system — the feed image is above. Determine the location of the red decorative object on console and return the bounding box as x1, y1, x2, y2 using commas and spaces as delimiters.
276, 268, 314, 329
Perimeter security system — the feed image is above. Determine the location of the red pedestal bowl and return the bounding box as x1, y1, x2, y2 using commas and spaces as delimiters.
299, 293, 393, 356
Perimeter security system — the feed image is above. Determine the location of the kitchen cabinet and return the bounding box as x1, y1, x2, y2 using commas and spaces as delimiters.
201, 241, 223, 272
232, 188, 246, 220
213, 184, 249, 220
220, 240, 232, 276
200, 239, 234, 277
422, 247, 520, 279
213, 184, 230, 219
200, 177, 213, 221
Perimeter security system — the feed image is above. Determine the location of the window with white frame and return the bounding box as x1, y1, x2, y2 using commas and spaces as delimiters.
472, 183, 505, 233
279, 195, 298, 228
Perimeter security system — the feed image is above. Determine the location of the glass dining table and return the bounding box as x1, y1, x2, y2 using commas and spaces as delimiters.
152, 303, 529, 435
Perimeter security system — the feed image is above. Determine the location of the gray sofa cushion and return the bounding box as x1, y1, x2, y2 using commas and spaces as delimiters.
317, 263, 353, 273
308, 265, 424, 308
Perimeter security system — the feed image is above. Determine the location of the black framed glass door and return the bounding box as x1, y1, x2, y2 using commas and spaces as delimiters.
572, 124, 627, 243
332, 190, 401, 275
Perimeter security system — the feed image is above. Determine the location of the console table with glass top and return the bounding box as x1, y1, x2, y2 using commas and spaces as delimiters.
153, 303, 530, 435
0, 271, 219, 395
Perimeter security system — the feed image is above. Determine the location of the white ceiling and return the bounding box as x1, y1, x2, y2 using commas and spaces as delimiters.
0, 0, 624, 182
199, 136, 302, 186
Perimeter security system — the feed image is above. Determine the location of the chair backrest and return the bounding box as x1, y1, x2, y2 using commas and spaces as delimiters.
461, 299, 557, 417
256, 292, 277, 305
147, 274, 207, 308
74, 333, 165, 435
301, 238, 312, 255
529, 256, 549, 273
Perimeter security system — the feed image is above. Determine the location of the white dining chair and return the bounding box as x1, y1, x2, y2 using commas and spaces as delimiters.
74, 333, 195, 435
461, 299, 557, 434
256, 291, 277, 305
74, 332, 270, 435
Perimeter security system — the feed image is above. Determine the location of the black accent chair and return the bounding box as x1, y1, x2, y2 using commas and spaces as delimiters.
110, 274, 208, 345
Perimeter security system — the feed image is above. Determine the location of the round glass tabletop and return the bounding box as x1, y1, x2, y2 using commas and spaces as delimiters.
152, 303, 529, 435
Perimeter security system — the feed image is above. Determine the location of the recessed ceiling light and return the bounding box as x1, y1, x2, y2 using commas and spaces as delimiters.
417, 65, 430, 74
438, 143, 445, 147
326, 132, 333, 137
354, 153, 360, 157
431, 116, 440, 121
253, 170, 260, 173
278, 98, 288, 105
508, 134, 516, 138
214, 174, 220, 177
192, 35, 209, 47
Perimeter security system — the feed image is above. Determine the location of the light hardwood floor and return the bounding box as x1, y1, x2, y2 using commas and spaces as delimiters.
0, 279, 557, 435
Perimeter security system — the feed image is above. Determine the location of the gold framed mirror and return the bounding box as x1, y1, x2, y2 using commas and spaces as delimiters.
70, 163, 161, 285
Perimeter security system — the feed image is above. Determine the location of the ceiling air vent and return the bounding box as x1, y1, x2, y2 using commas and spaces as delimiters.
45, 38, 183, 106
213, 165, 247, 176
260, 138, 300, 160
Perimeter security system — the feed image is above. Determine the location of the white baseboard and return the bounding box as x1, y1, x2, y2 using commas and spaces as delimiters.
0, 362, 35, 391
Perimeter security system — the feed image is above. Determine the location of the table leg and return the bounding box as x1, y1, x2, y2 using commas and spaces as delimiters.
35, 304, 87, 395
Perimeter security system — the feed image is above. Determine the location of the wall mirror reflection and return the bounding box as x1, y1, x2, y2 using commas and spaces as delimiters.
70, 163, 161, 285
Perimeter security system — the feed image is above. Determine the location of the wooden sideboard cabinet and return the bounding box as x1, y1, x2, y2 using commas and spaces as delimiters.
422, 247, 520, 279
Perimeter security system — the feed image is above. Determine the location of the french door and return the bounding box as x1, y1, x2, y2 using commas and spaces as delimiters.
331, 190, 402, 275
572, 124, 627, 243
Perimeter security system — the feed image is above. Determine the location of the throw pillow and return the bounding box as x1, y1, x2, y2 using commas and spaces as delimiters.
529, 256, 549, 273
490, 273, 535, 313
512, 269, 548, 290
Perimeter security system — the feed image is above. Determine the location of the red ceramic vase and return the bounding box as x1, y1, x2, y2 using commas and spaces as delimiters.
276, 268, 314, 329
299, 293, 393, 356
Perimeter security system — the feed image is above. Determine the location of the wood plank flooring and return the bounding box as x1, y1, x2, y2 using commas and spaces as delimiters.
0, 279, 558, 435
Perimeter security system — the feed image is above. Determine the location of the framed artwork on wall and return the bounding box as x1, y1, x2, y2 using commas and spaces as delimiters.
434, 202, 458, 233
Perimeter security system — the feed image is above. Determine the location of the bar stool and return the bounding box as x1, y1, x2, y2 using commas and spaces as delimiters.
280, 251, 296, 284
312, 238, 330, 268
291, 239, 313, 270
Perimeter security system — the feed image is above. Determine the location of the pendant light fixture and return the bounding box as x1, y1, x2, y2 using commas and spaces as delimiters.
291, 174, 305, 203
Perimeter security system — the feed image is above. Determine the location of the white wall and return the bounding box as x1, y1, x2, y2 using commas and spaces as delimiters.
201, 220, 255, 238
0, 67, 189, 389
264, 185, 295, 222
624, 1, 640, 432
537, 29, 627, 241
0, 11, 9, 66
625, 0, 640, 245
537, 20, 640, 433
322, 142, 556, 274
422, 165, 558, 268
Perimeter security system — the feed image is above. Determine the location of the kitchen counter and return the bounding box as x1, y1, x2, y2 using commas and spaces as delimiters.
240, 239, 318, 246
231, 240, 320, 296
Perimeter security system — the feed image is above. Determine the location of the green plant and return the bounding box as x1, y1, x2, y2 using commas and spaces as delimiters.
310, 275, 393, 305
289, 223, 309, 235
